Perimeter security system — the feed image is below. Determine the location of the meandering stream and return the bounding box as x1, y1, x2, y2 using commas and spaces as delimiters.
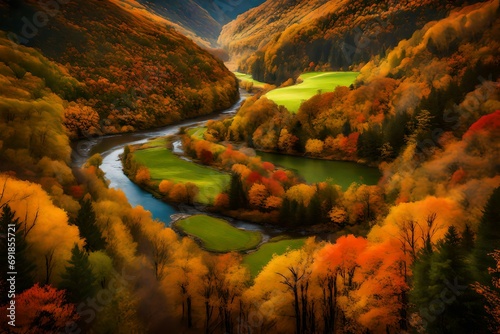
71, 90, 252, 225
71, 88, 379, 238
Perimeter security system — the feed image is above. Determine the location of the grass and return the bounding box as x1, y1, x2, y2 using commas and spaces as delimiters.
265, 71, 359, 113
133, 138, 229, 204
175, 215, 262, 252
243, 237, 307, 278
187, 127, 207, 140
233, 71, 267, 88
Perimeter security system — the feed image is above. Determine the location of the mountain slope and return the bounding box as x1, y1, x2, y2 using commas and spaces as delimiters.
220, 0, 499, 160
138, 0, 221, 46
0, 0, 239, 136
138, 0, 265, 47
219, 0, 488, 84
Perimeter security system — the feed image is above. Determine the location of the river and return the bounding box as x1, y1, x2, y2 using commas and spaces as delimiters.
71, 90, 254, 226
257, 152, 380, 189
71, 88, 379, 236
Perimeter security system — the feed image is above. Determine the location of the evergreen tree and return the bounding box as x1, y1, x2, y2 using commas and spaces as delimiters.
341, 119, 352, 136
411, 226, 487, 333
229, 173, 247, 210
306, 193, 322, 225
472, 187, 500, 286
0, 205, 35, 303
59, 244, 97, 303
357, 125, 383, 161
410, 236, 434, 322
461, 223, 475, 251
72, 199, 106, 252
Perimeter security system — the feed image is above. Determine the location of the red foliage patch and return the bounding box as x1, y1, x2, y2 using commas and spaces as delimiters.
463, 110, 500, 138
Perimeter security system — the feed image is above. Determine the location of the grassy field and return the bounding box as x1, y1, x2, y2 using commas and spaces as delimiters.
265, 72, 359, 113
133, 138, 229, 204
234, 71, 267, 88
243, 237, 306, 278
186, 127, 207, 140
175, 215, 262, 252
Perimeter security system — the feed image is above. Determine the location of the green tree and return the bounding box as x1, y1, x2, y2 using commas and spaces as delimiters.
411, 226, 486, 333
229, 173, 247, 210
0, 205, 35, 303
461, 223, 475, 251
357, 125, 383, 161
473, 187, 500, 286
72, 199, 106, 252
59, 244, 97, 303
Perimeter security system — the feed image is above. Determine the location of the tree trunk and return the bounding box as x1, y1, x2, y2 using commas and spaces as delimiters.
187, 296, 192, 328
293, 286, 301, 334
301, 282, 308, 334
205, 301, 211, 334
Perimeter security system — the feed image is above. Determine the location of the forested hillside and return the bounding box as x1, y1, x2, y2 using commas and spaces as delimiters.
138, 0, 265, 46
0, 0, 499, 333
0, 0, 238, 138
218, 0, 500, 163
220, 0, 488, 84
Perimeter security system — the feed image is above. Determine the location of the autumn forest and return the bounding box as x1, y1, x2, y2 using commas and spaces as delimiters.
0, 0, 499, 333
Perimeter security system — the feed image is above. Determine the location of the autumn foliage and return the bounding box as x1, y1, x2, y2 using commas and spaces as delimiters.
0, 284, 79, 333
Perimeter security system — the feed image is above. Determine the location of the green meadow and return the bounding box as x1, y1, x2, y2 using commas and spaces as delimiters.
234, 71, 267, 88
243, 237, 307, 278
265, 71, 359, 113
132, 138, 229, 204
175, 215, 262, 252
186, 127, 207, 140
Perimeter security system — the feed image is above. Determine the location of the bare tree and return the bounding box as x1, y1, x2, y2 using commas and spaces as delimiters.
177, 261, 193, 329
200, 264, 216, 334
398, 220, 423, 262
423, 212, 441, 249
277, 266, 308, 334
150, 236, 169, 281
44, 248, 56, 285
22, 204, 39, 238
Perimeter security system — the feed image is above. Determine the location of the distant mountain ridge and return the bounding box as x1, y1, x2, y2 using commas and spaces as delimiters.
138, 0, 265, 46
219, 0, 489, 84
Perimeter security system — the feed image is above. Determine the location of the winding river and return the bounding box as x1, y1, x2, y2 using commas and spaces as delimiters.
72, 90, 254, 225
71, 88, 380, 237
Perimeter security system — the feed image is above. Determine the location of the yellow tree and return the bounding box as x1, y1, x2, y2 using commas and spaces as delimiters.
213, 253, 249, 333
244, 238, 318, 334
305, 139, 324, 156
248, 183, 268, 209
135, 167, 150, 184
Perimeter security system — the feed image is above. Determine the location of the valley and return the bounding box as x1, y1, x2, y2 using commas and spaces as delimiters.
0, 1, 499, 333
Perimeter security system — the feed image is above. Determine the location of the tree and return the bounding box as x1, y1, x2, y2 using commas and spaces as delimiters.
411, 226, 486, 333
329, 206, 348, 227
305, 139, 324, 156
0, 205, 35, 303
0, 284, 79, 333
473, 187, 500, 285
248, 183, 268, 209
159, 180, 174, 194
151, 235, 170, 281
461, 223, 475, 251
72, 199, 106, 252
185, 182, 199, 205
214, 193, 230, 209
170, 183, 188, 203
59, 244, 97, 303
229, 173, 247, 210
135, 167, 150, 184
473, 250, 500, 332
